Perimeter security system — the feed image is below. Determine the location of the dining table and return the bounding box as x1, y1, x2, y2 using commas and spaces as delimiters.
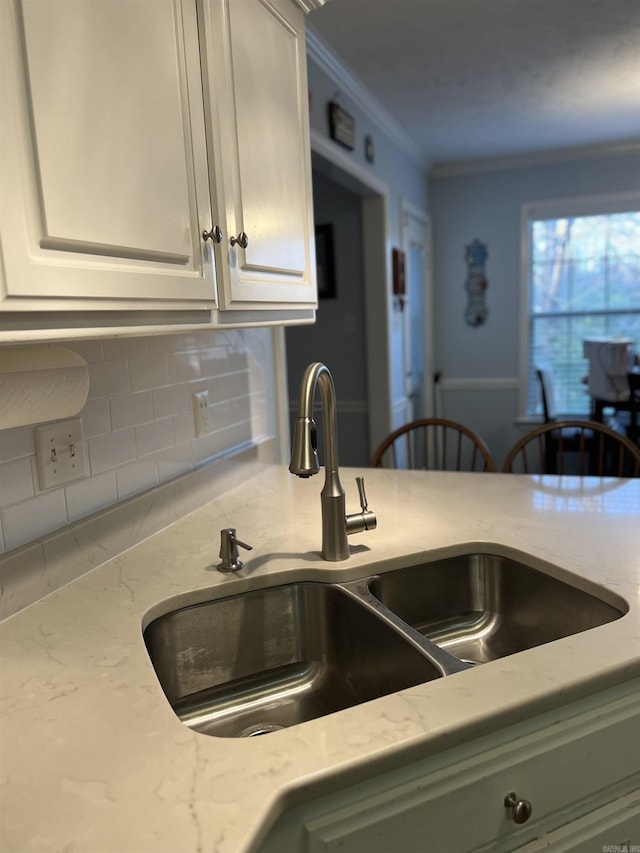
589, 366, 640, 445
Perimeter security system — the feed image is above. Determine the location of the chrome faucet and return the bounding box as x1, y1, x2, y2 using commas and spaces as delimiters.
289, 362, 376, 561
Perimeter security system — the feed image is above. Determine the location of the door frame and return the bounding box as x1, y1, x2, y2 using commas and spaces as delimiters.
400, 198, 434, 421
294, 128, 393, 455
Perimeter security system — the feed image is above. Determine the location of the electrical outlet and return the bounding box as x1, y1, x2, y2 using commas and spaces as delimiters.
35, 417, 87, 490
192, 390, 210, 437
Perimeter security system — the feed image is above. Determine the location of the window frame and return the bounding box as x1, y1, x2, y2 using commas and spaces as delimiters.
518, 190, 640, 420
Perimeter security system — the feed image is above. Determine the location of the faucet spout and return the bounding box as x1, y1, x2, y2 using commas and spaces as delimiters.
289, 362, 339, 476
289, 363, 376, 561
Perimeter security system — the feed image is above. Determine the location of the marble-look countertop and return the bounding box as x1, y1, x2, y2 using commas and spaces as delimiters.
1, 467, 640, 852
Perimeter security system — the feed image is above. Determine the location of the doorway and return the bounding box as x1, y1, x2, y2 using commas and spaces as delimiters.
283, 130, 430, 468
285, 165, 370, 466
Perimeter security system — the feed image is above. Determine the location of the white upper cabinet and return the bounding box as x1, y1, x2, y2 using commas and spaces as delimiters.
199, 0, 316, 310
0, 0, 317, 341
1, 0, 216, 310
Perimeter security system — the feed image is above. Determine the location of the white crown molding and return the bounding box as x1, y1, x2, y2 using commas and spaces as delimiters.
305, 28, 428, 170
430, 140, 640, 179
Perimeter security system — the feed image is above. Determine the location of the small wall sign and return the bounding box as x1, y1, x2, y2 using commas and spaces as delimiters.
328, 101, 355, 150
464, 238, 489, 326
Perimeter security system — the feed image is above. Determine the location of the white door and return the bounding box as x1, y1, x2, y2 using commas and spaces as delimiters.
401, 201, 433, 422
1, 0, 216, 309
201, 0, 317, 309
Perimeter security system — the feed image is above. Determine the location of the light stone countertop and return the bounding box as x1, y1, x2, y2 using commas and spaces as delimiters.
1, 466, 640, 852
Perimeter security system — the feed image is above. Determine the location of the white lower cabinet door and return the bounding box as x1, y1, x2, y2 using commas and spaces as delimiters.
259, 684, 640, 853
514, 790, 640, 852
1, 0, 216, 312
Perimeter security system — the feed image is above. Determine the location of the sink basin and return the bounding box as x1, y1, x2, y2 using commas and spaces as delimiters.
368, 553, 626, 665
144, 551, 626, 738
144, 582, 442, 738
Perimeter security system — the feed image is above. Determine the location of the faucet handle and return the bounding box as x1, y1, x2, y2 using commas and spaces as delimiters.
217, 528, 253, 572
346, 477, 377, 534
355, 476, 370, 512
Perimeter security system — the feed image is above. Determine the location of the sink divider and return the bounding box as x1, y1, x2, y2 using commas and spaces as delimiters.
337, 578, 473, 677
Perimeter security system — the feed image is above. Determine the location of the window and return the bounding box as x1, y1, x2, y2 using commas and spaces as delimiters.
522, 194, 640, 417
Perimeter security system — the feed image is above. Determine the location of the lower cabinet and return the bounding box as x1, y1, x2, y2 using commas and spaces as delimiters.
514, 791, 640, 852
259, 680, 640, 853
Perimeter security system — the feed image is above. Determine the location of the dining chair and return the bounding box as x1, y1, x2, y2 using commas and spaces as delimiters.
536, 365, 592, 472
502, 420, 640, 477
370, 418, 496, 472
536, 365, 561, 423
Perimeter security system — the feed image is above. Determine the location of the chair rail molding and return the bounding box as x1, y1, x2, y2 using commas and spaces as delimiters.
438, 377, 519, 392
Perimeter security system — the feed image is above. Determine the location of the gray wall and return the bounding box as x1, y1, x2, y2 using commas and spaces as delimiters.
430, 149, 640, 468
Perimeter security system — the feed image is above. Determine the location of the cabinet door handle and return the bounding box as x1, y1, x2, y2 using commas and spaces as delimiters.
230, 231, 249, 249
202, 225, 223, 243
504, 792, 533, 824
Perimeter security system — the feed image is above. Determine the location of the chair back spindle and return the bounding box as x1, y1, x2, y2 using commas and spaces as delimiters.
371, 418, 495, 472
502, 420, 640, 477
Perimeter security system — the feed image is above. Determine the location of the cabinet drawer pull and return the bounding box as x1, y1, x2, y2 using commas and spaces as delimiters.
202, 225, 223, 244
504, 792, 532, 824
230, 231, 249, 249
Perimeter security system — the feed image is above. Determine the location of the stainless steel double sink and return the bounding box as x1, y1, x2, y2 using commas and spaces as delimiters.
143, 551, 626, 738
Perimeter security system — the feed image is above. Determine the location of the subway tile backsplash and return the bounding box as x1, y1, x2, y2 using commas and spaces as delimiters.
0, 328, 278, 554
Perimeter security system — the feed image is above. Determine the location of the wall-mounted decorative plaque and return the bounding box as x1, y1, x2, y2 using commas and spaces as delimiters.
328, 101, 355, 150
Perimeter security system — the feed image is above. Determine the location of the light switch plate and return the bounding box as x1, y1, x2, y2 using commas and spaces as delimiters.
35, 418, 88, 490
192, 390, 210, 436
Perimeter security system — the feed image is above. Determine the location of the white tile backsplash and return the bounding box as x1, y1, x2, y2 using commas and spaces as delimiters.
88, 428, 138, 474
0, 457, 35, 508
110, 390, 153, 430
155, 442, 194, 481
166, 351, 202, 384
172, 411, 196, 444
152, 384, 188, 419
80, 398, 112, 438
145, 333, 194, 354
199, 346, 229, 376
135, 418, 175, 456
0, 425, 36, 462
66, 339, 104, 362
129, 353, 170, 391
115, 460, 159, 501
88, 360, 131, 398
2, 489, 68, 550
0, 328, 279, 555
102, 337, 148, 360
65, 470, 118, 523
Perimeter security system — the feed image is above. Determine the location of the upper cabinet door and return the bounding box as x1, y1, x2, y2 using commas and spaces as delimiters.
1, 0, 217, 308
201, 0, 317, 309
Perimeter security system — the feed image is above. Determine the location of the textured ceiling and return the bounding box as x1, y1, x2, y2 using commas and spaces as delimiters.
308, 0, 640, 166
